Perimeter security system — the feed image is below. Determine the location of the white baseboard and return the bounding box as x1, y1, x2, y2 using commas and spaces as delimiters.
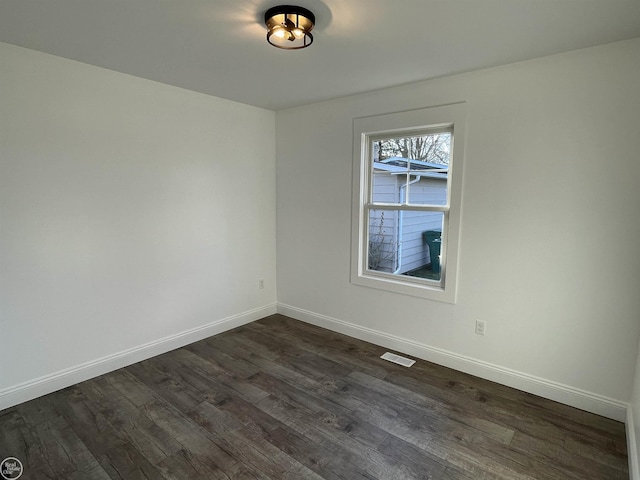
628, 406, 640, 480
0, 303, 277, 411
278, 303, 628, 422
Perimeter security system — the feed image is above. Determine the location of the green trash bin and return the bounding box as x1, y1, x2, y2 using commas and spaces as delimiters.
423, 230, 442, 273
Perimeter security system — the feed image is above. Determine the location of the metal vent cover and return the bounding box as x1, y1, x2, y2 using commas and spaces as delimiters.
380, 352, 416, 367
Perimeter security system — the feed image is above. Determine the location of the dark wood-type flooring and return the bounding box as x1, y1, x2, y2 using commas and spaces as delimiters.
0, 314, 629, 479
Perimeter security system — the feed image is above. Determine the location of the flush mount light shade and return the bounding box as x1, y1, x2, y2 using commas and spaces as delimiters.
265, 5, 315, 50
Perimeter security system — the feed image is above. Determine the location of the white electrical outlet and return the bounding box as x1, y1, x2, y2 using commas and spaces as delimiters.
475, 320, 486, 336
259, 279, 264, 289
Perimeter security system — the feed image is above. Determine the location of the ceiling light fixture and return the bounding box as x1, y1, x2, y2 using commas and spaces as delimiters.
265, 5, 315, 50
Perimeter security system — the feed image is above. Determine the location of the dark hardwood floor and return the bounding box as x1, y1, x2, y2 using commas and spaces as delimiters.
0, 314, 629, 479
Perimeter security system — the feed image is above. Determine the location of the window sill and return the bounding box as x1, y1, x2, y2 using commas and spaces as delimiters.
351, 271, 457, 303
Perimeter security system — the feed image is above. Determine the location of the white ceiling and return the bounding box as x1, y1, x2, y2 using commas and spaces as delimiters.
1, 0, 639, 110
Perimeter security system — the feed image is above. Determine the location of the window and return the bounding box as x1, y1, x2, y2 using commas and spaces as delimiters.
350, 104, 466, 303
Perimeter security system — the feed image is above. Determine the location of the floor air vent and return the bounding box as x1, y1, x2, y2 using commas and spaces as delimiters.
380, 352, 416, 367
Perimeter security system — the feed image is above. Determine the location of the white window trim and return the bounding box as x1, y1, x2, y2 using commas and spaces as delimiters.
350, 103, 466, 303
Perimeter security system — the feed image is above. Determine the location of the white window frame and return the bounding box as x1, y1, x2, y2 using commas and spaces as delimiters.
350, 103, 466, 303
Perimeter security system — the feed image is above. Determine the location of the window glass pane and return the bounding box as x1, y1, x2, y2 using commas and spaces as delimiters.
372, 133, 450, 206
406, 167, 448, 205
371, 170, 402, 204
401, 211, 444, 281
368, 209, 398, 272
368, 209, 444, 282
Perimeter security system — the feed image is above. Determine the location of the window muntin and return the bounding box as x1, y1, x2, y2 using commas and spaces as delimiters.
351, 104, 465, 303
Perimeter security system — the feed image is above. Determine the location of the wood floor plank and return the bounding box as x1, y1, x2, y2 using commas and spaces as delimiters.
140, 399, 262, 479
253, 391, 430, 480
241, 349, 365, 411
262, 426, 345, 480
103, 369, 161, 407
207, 331, 281, 362
78, 377, 183, 465
562, 431, 629, 471
0, 408, 60, 479
155, 448, 238, 480
509, 430, 628, 480
50, 385, 168, 479
186, 338, 263, 379
347, 370, 515, 445
246, 318, 390, 380
155, 347, 270, 405
189, 401, 325, 480
354, 398, 534, 480
126, 358, 205, 413
380, 364, 616, 453
377, 433, 462, 480
34, 416, 111, 480
15, 396, 62, 429
213, 392, 285, 435
0, 314, 629, 479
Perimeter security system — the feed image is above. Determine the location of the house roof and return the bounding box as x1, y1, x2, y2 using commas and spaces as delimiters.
375, 158, 448, 180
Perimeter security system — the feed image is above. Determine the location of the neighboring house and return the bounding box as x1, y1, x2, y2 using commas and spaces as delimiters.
369, 157, 447, 274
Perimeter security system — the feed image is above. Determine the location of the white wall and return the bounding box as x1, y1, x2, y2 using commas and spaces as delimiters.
276, 39, 640, 418
2, 38, 639, 422
0, 43, 276, 406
